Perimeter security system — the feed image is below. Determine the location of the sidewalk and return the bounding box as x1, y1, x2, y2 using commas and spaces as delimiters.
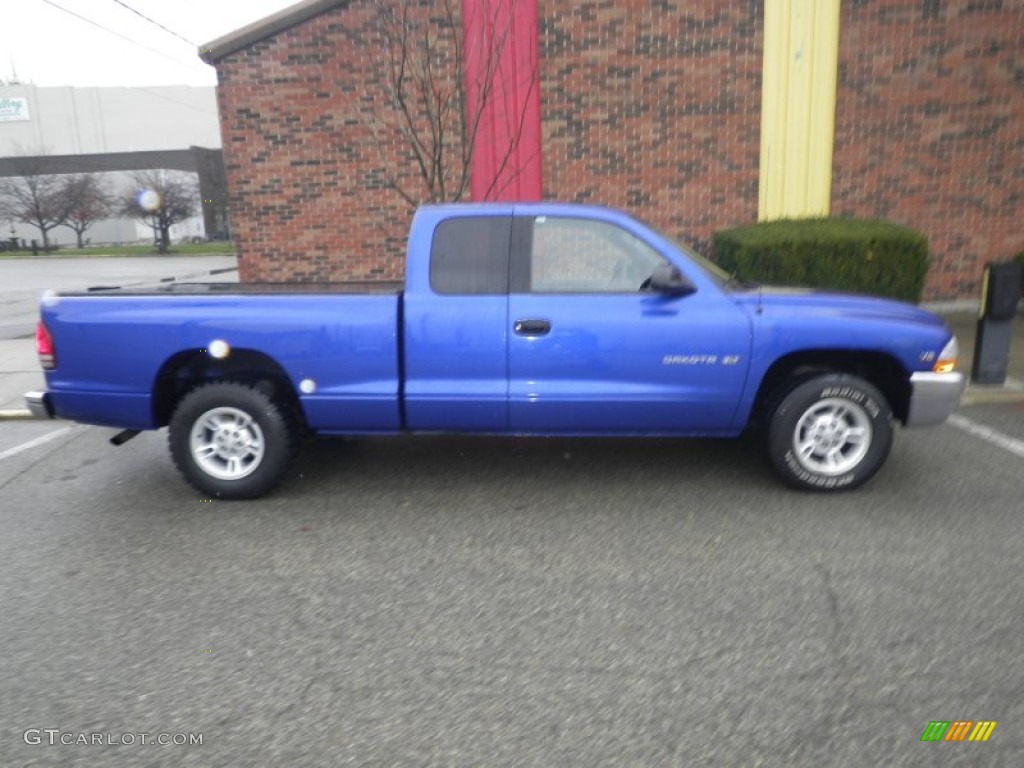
0, 258, 237, 418
0, 340, 44, 413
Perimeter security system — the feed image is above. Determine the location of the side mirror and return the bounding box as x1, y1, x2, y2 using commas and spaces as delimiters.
648, 264, 696, 296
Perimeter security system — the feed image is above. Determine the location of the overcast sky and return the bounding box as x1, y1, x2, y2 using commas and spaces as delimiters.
6, 0, 302, 88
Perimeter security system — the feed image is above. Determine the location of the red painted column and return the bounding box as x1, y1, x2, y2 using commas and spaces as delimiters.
461, 0, 543, 201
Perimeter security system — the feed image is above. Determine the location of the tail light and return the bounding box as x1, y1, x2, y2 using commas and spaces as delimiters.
36, 321, 55, 370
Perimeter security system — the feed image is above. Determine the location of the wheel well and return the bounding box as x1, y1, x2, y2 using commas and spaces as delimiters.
152, 348, 304, 428
752, 350, 911, 427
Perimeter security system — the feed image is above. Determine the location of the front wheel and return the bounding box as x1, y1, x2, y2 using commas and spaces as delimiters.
766, 374, 893, 491
169, 381, 297, 499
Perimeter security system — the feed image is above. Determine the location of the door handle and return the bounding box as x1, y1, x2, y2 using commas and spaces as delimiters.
514, 318, 551, 336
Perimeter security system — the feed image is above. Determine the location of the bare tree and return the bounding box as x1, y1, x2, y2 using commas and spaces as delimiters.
121, 170, 198, 254
63, 174, 112, 248
364, 0, 538, 207
0, 154, 75, 250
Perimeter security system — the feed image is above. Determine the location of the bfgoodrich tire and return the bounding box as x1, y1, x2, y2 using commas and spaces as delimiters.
766, 373, 893, 491
169, 381, 297, 499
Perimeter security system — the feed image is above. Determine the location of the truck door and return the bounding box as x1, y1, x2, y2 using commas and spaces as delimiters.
403, 214, 511, 431
507, 214, 751, 434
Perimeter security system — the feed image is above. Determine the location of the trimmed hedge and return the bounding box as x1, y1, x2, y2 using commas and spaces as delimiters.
711, 218, 930, 303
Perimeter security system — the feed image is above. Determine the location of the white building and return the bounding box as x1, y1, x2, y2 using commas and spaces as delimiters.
0, 83, 220, 247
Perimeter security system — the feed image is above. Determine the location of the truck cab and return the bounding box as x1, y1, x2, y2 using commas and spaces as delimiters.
403, 204, 752, 434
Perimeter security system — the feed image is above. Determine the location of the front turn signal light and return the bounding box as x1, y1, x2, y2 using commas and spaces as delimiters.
932, 336, 959, 373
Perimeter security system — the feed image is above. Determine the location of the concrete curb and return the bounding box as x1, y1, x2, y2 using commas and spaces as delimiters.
86, 264, 238, 292
0, 408, 37, 421
961, 387, 1024, 406
157, 265, 238, 283
921, 299, 981, 315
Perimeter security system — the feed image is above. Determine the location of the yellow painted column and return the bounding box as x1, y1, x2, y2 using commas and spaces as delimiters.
758, 0, 841, 220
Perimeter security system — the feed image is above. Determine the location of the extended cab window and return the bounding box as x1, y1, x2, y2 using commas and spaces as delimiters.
529, 216, 668, 293
430, 216, 511, 295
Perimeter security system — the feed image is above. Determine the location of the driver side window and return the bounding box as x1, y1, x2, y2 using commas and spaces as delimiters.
529, 217, 669, 293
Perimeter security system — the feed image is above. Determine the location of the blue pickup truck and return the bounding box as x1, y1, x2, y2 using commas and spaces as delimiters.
26, 203, 964, 498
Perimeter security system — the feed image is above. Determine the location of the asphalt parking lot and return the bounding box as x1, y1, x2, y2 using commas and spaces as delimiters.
2, 258, 1023, 766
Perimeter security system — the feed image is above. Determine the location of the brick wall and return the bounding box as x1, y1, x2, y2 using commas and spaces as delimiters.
214, 0, 1021, 300
212, 0, 763, 282
213, 1, 461, 282
537, 0, 764, 254
832, 0, 1024, 300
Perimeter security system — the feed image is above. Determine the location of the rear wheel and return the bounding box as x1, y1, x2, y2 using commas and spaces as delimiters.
766, 373, 893, 491
169, 381, 297, 499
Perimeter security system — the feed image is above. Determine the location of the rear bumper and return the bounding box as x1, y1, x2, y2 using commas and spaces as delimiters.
25, 391, 55, 419
905, 372, 966, 428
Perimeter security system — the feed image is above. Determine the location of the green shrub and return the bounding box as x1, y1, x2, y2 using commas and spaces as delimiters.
711, 218, 930, 303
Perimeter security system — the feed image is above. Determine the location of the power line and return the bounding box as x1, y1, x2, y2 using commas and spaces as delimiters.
38, 0, 203, 74
110, 0, 196, 47
132, 86, 216, 115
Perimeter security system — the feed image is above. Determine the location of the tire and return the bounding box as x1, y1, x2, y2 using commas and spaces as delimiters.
766, 373, 893, 491
169, 381, 297, 499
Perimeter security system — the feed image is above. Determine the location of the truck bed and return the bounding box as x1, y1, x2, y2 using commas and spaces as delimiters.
41, 289, 402, 432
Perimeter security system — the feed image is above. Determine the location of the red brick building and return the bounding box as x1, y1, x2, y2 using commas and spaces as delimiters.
832, 1, 1024, 298
202, 0, 1024, 300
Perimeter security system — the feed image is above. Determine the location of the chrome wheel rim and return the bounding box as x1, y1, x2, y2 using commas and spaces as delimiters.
189, 407, 265, 480
792, 398, 872, 476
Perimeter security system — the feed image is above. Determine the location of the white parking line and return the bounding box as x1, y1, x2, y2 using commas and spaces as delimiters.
948, 414, 1024, 459
0, 426, 75, 461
